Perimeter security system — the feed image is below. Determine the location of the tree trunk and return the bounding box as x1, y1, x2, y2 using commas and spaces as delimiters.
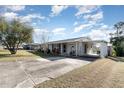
9, 49, 17, 54
3, 40, 19, 55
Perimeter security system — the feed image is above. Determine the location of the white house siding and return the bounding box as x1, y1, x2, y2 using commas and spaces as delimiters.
77, 42, 84, 56
81, 43, 85, 55
60, 43, 63, 55
66, 43, 70, 55
66, 42, 84, 56
66, 42, 76, 56
48, 44, 52, 51
87, 43, 94, 54
99, 42, 108, 58
47, 41, 108, 58
48, 42, 94, 56
77, 42, 80, 56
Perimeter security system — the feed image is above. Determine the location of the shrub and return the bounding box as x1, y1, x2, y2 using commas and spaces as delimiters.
112, 49, 116, 56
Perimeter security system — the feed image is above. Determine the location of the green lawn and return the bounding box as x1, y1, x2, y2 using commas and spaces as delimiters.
36, 59, 124, 88
109, 56, 124, 62
0, 49, 40, 62
116, 57, 124, 62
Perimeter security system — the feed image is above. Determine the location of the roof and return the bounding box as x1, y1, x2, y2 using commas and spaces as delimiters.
47, 37, 107, 44
47, 37, 90, 44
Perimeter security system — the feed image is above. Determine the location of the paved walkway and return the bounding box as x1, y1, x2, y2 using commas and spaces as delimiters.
0, 57, 91, 88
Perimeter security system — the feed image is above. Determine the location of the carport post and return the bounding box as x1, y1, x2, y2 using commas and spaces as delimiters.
76, 42, 78, 56
60, 43, 63, 55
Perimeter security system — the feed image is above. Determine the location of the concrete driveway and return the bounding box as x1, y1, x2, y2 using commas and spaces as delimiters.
0, 57, 91, 88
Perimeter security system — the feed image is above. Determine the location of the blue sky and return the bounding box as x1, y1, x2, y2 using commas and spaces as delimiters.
0, 5, 124, 43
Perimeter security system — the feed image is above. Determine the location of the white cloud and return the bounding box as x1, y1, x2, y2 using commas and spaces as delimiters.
73, 6, 102, 33
34, 28, 48, 34
50, 5, 68, 17
32, 22, 37, 26
3, 12, 18, 20
2, 12, 45, 23
100, 24, 108, 29
20, 14, 45, 22
74, 23, 93, 33
73, 21, 78, 26
33, 28, 49, 43
52, 28, 66, 35
5, 5, 25, 11
75, 5, 99, 17
82, 24, 114, 41
83, 11, 103, 23
87, 30, 108, 40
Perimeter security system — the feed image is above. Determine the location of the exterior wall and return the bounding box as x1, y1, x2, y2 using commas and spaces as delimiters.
99, 42, 108, 58
60, 44, 63, 55
48, 42, 92, 56
78, 42, 84, 56
61, 43, 67, 55
86, 43, 93, 54
81, 43, 85, 55
49, 44, 59, 50
66, 42, 84, 56
66, 42, 76, 56
48, 44, 52, 51
48, 41, 108, 58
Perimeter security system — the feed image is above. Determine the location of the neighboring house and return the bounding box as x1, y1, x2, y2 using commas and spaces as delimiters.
47, 37, 108, 58
23, 43, 41, 50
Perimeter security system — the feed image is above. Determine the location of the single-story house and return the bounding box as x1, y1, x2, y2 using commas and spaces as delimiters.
47, 37, 108, 58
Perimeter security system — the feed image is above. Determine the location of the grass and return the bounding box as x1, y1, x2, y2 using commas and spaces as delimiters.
108, 56, 124, 62
36, 58, 124, 88
116, 57, 124, 62
0, 49, 40, 62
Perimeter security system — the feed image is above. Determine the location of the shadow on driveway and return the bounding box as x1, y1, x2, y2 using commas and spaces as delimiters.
28, 50, 99, 62
40, 56, 99, 62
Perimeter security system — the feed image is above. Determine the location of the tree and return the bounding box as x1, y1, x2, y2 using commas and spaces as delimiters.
110, 21, 124, 56
114, 22, 124, 37
39, 30, 52, 53
0, 17, 33, 54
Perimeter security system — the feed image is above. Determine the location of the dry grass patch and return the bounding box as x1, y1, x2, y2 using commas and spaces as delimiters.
0, 50, 39, 62
36, 58, 124, 88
